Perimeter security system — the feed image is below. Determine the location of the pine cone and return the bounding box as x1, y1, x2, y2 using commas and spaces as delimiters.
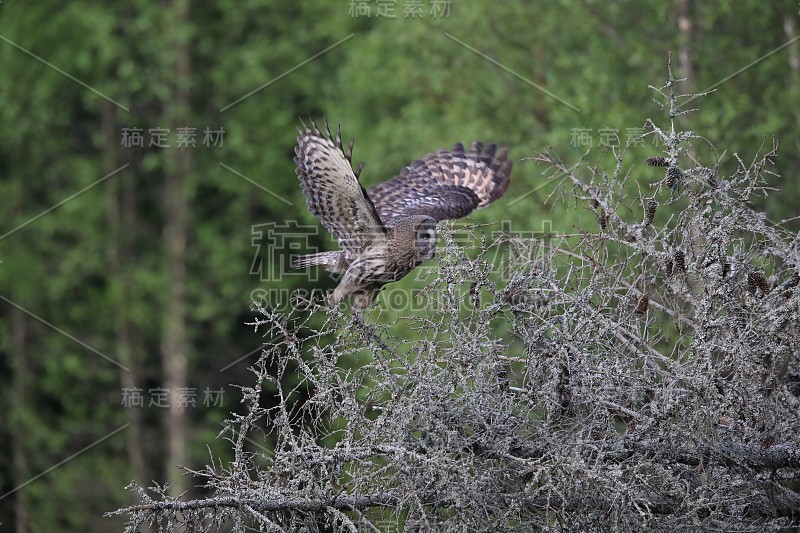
635, 293, 650, 316
666, 166, 682, 188
646, 156, 669, 167
706, 168, 718, 188
748, 272, 771, 295
674, 250, 686, 273
643, 199, 658, 226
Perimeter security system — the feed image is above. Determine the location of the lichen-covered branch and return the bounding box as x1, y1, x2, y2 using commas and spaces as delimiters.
112, 62, 800, 532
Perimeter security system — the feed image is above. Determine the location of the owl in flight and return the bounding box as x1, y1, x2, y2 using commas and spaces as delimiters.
293, 118, 512, 314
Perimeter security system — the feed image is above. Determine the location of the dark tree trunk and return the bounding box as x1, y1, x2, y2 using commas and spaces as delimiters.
11, 306, 28, 533
103, 101, 148, 486
161, 0, 192, 496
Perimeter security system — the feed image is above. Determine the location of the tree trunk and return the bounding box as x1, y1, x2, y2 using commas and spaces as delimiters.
161, 0, 192, 496
11, 306, 28, 533
103, 101, 148, 486
676, 0, 702, 273
783, 12, 800, 154
676, 0, 696, 96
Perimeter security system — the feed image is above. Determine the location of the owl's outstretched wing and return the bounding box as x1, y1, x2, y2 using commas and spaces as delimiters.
295, 118, 386, 256
367, 141, 512, 223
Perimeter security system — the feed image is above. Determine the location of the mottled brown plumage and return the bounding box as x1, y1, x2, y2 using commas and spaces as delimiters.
293, 118, 512, 314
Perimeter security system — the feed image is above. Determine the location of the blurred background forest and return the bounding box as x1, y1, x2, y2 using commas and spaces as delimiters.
1, 1, 799, 531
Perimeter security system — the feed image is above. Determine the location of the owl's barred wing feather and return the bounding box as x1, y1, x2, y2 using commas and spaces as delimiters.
367, 141, 512, 223
294, 118, 386, 256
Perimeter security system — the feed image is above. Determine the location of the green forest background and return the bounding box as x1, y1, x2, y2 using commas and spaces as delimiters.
1, 1, 799, 530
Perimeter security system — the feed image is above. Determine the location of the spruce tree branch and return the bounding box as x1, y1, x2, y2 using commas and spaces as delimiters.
113, 493, 397, 515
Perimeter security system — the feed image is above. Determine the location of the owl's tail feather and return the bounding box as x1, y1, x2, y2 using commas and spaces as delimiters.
291, 251, 348, 274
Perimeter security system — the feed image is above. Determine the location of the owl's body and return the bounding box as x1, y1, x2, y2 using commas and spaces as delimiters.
293, 119, 511, 314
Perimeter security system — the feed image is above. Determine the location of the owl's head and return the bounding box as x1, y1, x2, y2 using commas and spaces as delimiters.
415, 216, 437, 261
